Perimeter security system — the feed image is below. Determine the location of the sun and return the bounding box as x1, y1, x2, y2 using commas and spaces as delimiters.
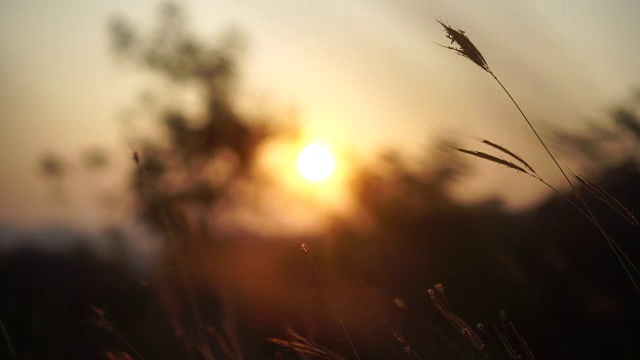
297, 143, 335, 182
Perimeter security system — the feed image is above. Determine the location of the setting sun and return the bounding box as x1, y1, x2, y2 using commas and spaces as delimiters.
297, 143, 335, 182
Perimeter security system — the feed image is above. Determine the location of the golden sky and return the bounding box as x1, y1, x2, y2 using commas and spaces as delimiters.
1, 0, 639, 228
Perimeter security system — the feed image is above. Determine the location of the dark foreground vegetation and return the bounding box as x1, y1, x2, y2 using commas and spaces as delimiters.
2, 3, 640, 359
3, 158, 640, 359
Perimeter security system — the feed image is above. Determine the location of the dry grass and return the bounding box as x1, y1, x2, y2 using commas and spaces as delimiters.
384, 321, 423, 360
427, 285, 488, 358
435, 19, 490, 73
473, 137, 537, 175
268, 329, 346, 360
437, 19, 640, 293
298, 242, 361, 360
133, 151, 214, 360
0, 316, 16, 360
427, 285, 536, 360
456, 148, 531, 175
92, 306, 146, 360
574, 174, 639, 227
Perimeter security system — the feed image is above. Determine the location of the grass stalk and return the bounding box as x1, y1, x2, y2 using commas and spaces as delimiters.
133, 152, 214, 360
0, 317, 16, 360
299, 242, 361, 360
93, 307, 146, 360
489, 74, 640, 292
269, 329, 347, 360
488, 73, 575, 191
438, 20, 640, 293
427, 321, 473, 360
384, 320, 424, 360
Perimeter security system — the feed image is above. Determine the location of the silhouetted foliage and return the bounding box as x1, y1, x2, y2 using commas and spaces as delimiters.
18, 3, 640, 359
39, 152, 66, 179
83, 148, 109, 170
111, 2, 267, 238
0, 247, 183, 359
107, 4, 640, 359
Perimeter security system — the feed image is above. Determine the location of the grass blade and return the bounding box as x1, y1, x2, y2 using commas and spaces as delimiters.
474, 137, 536, 174
457, 148, 530, 174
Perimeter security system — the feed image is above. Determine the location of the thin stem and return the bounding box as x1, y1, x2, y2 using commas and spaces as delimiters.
136, 157, 215, 360
490, 75, 640, 293
108, 323, 148, 360
489, 72, 575, 191
0, 317, 16, 360
384, 321, 424, 360
581, 200, 640, 292
300, 243, 361, 360
426, 322, 472, 360
533, 175, 640, 285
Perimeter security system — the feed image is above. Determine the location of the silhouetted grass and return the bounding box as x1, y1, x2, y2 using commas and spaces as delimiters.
437, 19, 640, 293
0, 316, 16, 360
133, 151, 214, 360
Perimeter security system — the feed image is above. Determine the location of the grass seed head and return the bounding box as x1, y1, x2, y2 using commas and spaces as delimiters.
475, 137, 537, 174
457, 148, 530, 175
437, 19, 491, 73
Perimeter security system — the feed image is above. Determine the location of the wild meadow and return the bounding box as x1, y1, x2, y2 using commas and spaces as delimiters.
2, 3, 640, 359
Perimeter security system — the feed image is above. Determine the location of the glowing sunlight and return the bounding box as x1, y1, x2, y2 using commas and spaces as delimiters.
296, 143, 335, 182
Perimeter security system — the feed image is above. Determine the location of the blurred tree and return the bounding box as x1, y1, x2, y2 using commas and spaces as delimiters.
23, 1, 640, 355
111, 2, 267, 239
109, 3, 273, 358
106, 13, 540, 345
82, 148, 109, 170
39, 152, 66, 179
106, 3, 640, 358
555, 102, 640, 171
39, 151, 68, 203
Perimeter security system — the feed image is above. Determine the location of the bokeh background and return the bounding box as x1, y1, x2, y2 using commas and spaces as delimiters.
1, 1, 640, 359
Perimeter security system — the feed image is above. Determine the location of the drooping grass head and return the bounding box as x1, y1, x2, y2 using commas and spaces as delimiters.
436, 19, 491, 73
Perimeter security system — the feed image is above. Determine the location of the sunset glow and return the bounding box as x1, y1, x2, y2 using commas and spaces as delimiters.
296, 143, 335, 182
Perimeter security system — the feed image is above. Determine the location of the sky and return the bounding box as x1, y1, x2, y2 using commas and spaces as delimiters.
1, 0, 640, 230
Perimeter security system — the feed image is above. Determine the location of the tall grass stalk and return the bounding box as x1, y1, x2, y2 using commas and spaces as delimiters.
457, 137, 640, 293
0, 316, 16, 360
427, 320, 473, 360
133, 152, 214, 360
268, 329, 347, 360
299, 242, 361, 360
93, 307, 147, 360
437, 20, 640, 292
385, 320, 425, 360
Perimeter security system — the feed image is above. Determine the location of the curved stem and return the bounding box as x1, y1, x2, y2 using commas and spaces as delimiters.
302, 247, 361, 360
490, 72, 575, 191
534, 176, 640, 285
490, 74, 640, 293
579, 195, 640, 292
0, 317, 16, 360
137, 161, 214, 360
